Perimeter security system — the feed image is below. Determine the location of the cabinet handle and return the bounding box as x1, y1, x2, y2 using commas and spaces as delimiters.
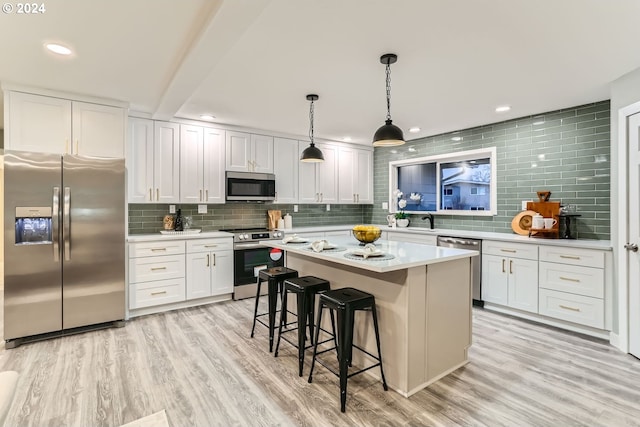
559, 276, 580, 283
207, 254, 210, 267
500, 249, 516, 253
320, 193, 323, 202
353, 194, 356, 203
357, 194, 360, 203
150, 267, 167, 271
213, 253, 216, 266
200, 189, 202, 201
316, 193, 319, 202
150, 248, 167, 252
156, 188, 159, 201
205, 189, 208, 200
502, 259, 505, 273
149, 188, 153, 201
559, 304, 581, 312
509, 260, 513, 274
560, 255, 581, 260
151, 291, 167, 296
204, 244, 218, 248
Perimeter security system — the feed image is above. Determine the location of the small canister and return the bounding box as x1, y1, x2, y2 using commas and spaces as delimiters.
163, 215, 175, 230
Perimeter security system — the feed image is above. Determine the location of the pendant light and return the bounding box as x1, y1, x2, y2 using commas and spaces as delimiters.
373, 53, 405, 147
300, 94, 324, 162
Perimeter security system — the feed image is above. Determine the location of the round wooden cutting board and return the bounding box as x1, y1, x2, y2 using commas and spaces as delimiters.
511, 210, 538, 235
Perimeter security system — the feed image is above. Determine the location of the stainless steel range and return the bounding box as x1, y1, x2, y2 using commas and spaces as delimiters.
219, 228, 285, 300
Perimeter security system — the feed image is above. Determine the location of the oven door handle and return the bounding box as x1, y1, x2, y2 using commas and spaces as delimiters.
234, 242, 271, 249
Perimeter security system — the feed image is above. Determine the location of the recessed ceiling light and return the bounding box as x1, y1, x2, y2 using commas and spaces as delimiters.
343, 136, 352, 142
45, 43, 72, 55
200, 114, 215, 120
409, 127, 421, 133
451, 136, 463, 141
495, 105, 511, 113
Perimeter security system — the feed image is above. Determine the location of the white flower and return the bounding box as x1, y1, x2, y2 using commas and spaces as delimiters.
398, 199, 407, 209
393, 189, 403, 199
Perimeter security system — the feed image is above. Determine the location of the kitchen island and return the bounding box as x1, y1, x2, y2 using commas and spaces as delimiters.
261, 236, 478, 397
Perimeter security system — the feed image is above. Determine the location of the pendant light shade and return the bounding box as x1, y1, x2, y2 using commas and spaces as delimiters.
301, 94, 324, 162
373, 53, 405, 147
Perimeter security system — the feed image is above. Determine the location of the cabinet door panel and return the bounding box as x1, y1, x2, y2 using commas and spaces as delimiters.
186, 252, 212, 300
203, 127, 225, 203
508, 258, 538, 313
226, 131, 250, 171
72, 101, 125, 157
154, 122, 181, 203
317, 143, 338, 203
355, 149, 373, 203
298, 141, 319, 203
211, 250, 234, 295
180, 125, 204, 204
127, 118, 154, 203
273, 137, 299, 203
481, 255, 508, 305
338, 147, 356, 204
7, 91, 71, 154
251, 134, 274, 173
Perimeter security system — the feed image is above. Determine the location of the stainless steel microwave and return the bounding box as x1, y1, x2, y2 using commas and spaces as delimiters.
226, 171, 276, 202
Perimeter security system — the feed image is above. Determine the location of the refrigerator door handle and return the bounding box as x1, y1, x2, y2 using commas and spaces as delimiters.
52, 187, 60, 262
63, 186, 71, 261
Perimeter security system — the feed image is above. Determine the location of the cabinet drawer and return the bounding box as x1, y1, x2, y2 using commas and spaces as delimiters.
538, 288, 604, 329
129, 254, 185, 283
186, 238, 233, 253
482, 240, 538, 260
539, 246, 604, 269
539, 262, 604, 298
129, 241, 185, 258
129, 278, 185, 309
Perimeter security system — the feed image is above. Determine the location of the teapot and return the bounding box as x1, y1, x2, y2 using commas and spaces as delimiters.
386, 214, 396, 228
532, 212, 544, 229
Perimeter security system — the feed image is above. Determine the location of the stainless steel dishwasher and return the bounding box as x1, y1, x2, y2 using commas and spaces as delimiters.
437, 236, 483, 307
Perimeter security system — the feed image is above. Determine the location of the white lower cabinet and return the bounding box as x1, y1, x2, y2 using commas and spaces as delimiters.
482, 241, 538, 313
128, 241, 186, 310
186, 238, 234, 299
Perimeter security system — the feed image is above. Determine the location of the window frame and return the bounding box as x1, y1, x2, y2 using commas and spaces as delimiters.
388, 147, 497, 216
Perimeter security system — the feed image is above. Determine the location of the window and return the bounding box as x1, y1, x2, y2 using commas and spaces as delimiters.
389, 147, 497, 216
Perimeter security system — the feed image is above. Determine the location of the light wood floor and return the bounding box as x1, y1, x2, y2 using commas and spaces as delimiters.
1, 297, 639, 427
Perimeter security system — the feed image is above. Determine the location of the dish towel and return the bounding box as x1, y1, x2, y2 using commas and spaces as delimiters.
310, 240, 329, 252
282, 234, 298, 243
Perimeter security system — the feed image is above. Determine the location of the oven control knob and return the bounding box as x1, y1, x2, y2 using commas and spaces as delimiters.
243, 234, 249, 239
238, 234, 245, 240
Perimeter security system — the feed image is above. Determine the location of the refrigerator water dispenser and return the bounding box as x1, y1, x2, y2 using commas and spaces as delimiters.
15, 207, 52, 244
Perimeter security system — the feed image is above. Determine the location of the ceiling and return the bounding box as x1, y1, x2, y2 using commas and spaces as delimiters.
2, 0, 640, 145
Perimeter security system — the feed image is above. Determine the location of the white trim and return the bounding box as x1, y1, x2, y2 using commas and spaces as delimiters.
1, 82, 130, 109
615, 100, 640, 353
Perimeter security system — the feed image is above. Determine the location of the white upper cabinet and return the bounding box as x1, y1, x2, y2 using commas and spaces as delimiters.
180, 124, 225, 204
298, 141, 338, 203
338, 146, 373, 204
6, 91, 125, 157
273, 137, 299, 203
225, 131, 273, 173
127, 119, 180, 203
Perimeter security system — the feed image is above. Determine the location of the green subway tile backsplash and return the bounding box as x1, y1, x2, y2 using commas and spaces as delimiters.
368, 100, 611, 240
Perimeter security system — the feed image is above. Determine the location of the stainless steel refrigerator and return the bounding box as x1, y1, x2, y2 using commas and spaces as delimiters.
4, 150, 125, 347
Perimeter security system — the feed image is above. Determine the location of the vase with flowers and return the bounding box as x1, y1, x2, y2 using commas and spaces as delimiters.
395, 198, 409, 227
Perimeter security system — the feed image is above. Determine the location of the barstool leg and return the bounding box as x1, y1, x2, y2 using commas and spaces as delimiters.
274, 288, 288, 357
371, 302, 388, 391
267, 278, 278, 352
250, 277, 262, 338
307, 302, 325, 384
337, 308, 353, 413
297, 290, 308, 377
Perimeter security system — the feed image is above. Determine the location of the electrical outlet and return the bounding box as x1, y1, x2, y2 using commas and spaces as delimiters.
382, 202, 389, 210
326, 204, 331, 211
169, 205, 176, 214
294, 205, 299, 213
198, 204, 207, 214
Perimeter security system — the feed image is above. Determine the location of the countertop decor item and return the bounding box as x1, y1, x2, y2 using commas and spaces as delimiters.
267, 210, 281, 230
373, 53, 405, 147
352, 225, 382, 245
163, 215, 175, 230
300, 94, 324, 162
511, 210, 538, 236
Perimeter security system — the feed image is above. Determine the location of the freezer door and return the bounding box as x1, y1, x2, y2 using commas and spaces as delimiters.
4, 151, 63, 340
62, 155, 125, 329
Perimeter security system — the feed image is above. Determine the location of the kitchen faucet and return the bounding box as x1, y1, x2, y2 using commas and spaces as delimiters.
421, 213, 435, 230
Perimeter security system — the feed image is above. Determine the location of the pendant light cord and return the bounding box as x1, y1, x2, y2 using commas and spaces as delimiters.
385, 61, 392, 121
309, 97, 315, 145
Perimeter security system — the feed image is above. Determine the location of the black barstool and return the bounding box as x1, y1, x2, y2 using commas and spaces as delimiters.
274, 276, 335, 376
250, 266, 298, 352
307, 287, 388, 413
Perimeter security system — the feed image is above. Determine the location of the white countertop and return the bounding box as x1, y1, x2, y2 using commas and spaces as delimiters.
260, 236, 478, 273
279, 224, 612, 251
127, 231, 233, 243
